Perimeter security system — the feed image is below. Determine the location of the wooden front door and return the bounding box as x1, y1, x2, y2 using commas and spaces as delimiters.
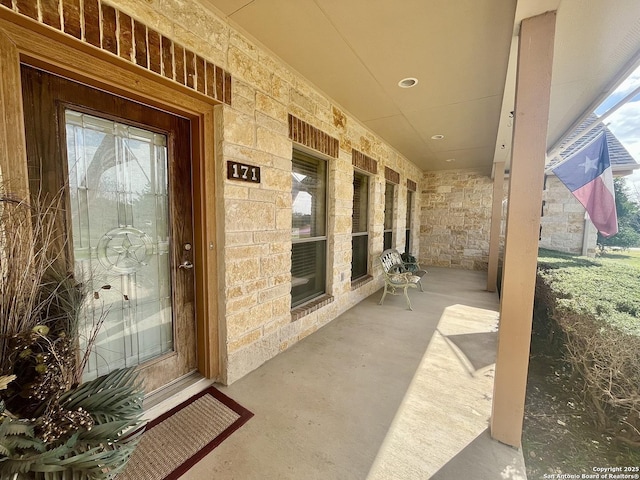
21, 65, 197, 394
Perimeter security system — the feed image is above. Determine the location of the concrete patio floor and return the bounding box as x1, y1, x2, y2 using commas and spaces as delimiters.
175, 267, 528, 479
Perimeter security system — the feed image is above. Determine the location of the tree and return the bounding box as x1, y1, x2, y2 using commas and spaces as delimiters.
597, 178, 640, 249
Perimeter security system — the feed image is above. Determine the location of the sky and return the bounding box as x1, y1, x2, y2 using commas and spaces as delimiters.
594, 65, 640, 202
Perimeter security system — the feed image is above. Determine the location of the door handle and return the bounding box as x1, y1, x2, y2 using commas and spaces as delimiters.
179, 260, 194, 270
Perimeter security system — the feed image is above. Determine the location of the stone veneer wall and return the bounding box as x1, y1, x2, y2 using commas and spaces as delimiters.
418, 168, 597, 270
99, 0, 423, 383
418, 168, 595, 270
540, 176, 596, 255
420, 169, 502, 270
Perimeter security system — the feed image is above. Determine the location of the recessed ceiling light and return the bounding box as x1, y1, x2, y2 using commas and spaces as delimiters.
398, 77, 418, 88
445, 158, 456, 163
431, 134, 445, 140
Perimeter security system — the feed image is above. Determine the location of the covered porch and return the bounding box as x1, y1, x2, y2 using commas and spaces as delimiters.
2, 1, 640, 476
149, 267, 527, 479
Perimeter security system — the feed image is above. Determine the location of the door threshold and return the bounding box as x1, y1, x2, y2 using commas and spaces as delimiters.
141, 371, 215, 422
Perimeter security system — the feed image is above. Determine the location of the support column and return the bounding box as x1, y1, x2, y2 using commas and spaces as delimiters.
582, 213, 597, 256
491, 11, 556, 448
487, 162, 505, 292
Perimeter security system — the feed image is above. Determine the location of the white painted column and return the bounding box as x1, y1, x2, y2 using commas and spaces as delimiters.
491, 11, 556, 448
582, 213, 597, 256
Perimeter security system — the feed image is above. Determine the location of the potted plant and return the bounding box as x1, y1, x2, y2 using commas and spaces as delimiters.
0, 194, 145, 479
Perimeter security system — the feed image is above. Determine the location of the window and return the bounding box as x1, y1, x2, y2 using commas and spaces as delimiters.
291, 150, 327, 307
405, 190, 414, 253
383, 182, 395, 250
351, 171, 369, 280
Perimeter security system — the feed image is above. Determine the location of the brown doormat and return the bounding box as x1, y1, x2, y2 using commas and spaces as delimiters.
117, 386, 253, 480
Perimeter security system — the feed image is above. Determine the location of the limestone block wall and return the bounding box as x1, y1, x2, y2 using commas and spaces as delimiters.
540, 176, 595, 255
420, 169, 495, 270
107, 0, 423, 383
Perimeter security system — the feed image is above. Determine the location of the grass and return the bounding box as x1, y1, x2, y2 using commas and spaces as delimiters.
598, 248, 640, 269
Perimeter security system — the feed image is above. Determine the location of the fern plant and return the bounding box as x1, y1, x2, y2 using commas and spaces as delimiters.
0, 368, 144, 480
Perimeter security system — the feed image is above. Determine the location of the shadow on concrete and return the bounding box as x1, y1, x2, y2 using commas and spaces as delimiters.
430, 429, 527, 480
445, 331, 498, 371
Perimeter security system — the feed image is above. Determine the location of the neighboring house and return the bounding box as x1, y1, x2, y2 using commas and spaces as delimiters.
542, 115, 640, 256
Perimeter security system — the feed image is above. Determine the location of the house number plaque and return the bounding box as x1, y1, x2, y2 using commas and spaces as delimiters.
227, 161, 261, 183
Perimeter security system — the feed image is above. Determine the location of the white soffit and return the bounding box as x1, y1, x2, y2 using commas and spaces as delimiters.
199, 0, 640, 174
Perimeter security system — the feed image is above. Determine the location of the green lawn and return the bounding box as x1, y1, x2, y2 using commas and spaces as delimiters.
597, 248, 640, 269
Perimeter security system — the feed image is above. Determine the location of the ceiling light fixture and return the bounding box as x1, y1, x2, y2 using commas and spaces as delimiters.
445, 158, 456, 163
431, 134, 445, 140
398, 77, 418, 88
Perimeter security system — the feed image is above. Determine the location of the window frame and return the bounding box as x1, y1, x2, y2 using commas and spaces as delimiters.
383, 182, 395, 250
351, 169, 370, 281
291, 148, 329, 307
405, 189, 414, 253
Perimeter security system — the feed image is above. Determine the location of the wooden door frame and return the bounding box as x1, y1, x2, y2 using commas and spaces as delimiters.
0, 11, 220, 381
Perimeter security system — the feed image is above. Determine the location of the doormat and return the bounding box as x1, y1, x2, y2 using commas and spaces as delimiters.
117, 386, 253, 480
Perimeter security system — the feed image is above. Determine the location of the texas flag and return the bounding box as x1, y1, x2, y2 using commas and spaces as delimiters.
552, 132, 618, 237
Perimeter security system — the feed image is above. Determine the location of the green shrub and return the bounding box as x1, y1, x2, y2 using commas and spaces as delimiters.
536, 248, 640, 446
537, 249, 640, 335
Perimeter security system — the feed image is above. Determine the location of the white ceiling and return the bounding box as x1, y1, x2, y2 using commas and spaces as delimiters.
200, 0, 640, 174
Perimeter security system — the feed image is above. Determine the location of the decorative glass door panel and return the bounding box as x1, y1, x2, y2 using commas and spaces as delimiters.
65, 111, 173, 381
21, 65, 197, 394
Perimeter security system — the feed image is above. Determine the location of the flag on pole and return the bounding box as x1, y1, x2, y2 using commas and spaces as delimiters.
552, 132, 618, 237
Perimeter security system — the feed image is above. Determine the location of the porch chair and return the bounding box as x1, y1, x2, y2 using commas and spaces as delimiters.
378, 249, 426, 310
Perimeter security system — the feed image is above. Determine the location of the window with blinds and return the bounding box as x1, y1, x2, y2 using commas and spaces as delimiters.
291, 150, 327, 306
351, 171, 369, 280
383, 182, 394, 250
405, 190, 413, 253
